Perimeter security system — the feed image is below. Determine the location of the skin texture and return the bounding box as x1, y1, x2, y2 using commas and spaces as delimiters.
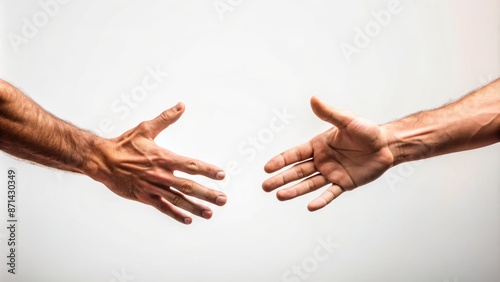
263, 78, 500, 211
0, 79, 226, 224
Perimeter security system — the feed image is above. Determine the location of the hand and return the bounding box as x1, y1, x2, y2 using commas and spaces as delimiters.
96, 102, 227, 224
262, 97, 394, 211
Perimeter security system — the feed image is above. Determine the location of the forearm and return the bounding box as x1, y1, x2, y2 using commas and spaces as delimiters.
0, 80, 107, 177
382, 78, 500, 166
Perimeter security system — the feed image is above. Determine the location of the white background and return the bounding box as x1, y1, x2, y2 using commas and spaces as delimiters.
1, 0, 499, 281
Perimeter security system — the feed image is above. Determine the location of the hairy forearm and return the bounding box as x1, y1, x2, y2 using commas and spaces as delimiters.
0, 80, 106, 176
382, 78, 500, 166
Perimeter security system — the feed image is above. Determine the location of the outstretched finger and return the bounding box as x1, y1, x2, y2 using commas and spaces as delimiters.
168, 176, 227, 206
148, 194, 193, 224
262, 160, 316, 192
171, 154, 226, 180
276, 174, 328, 201
264, 142, 313, 173
152, 184, 216, 220
310, 96, 354, 129
307, 184, 345, 211
147, 102, 185, 138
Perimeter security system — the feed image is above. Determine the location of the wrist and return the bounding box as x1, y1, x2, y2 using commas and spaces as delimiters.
380, 123, 404, 166
380, 121, 437, 166
79, 134, 114, 183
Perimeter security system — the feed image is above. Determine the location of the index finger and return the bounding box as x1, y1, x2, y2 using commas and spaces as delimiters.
264, 142, 313, 173
171, 153, 226, 180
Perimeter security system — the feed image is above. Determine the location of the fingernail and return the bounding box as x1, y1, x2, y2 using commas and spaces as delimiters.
184, 217, 192, 224
202, 210, 212, 219
216, 171, 225, 180
175, 102, 183, 111
216, 196, 227, 205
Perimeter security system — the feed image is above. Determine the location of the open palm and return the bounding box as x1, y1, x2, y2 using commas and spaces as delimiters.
262, 97, 394, 211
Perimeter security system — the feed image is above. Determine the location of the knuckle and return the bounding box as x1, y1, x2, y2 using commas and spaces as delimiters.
307, 181, 316, 192
184, 160, 198, 173
296, 167, 304, 179
204, 191, 215, 201
137, 121, 150, 132
144, 194, 160, 205
280, 174, 287, 185
328, 112, 337, 122
158, 152, 175, 167
171, 195, 182, 206
160, 110, 173, 122
294, 150, 303, 162
161, 172, 174, 184
279, 152, 287, 165
179, 181, 193, 194
149, 196, 164, 209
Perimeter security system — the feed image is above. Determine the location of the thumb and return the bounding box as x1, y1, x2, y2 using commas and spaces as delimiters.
310, 96, 352, 129
148, 102, 185, 138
